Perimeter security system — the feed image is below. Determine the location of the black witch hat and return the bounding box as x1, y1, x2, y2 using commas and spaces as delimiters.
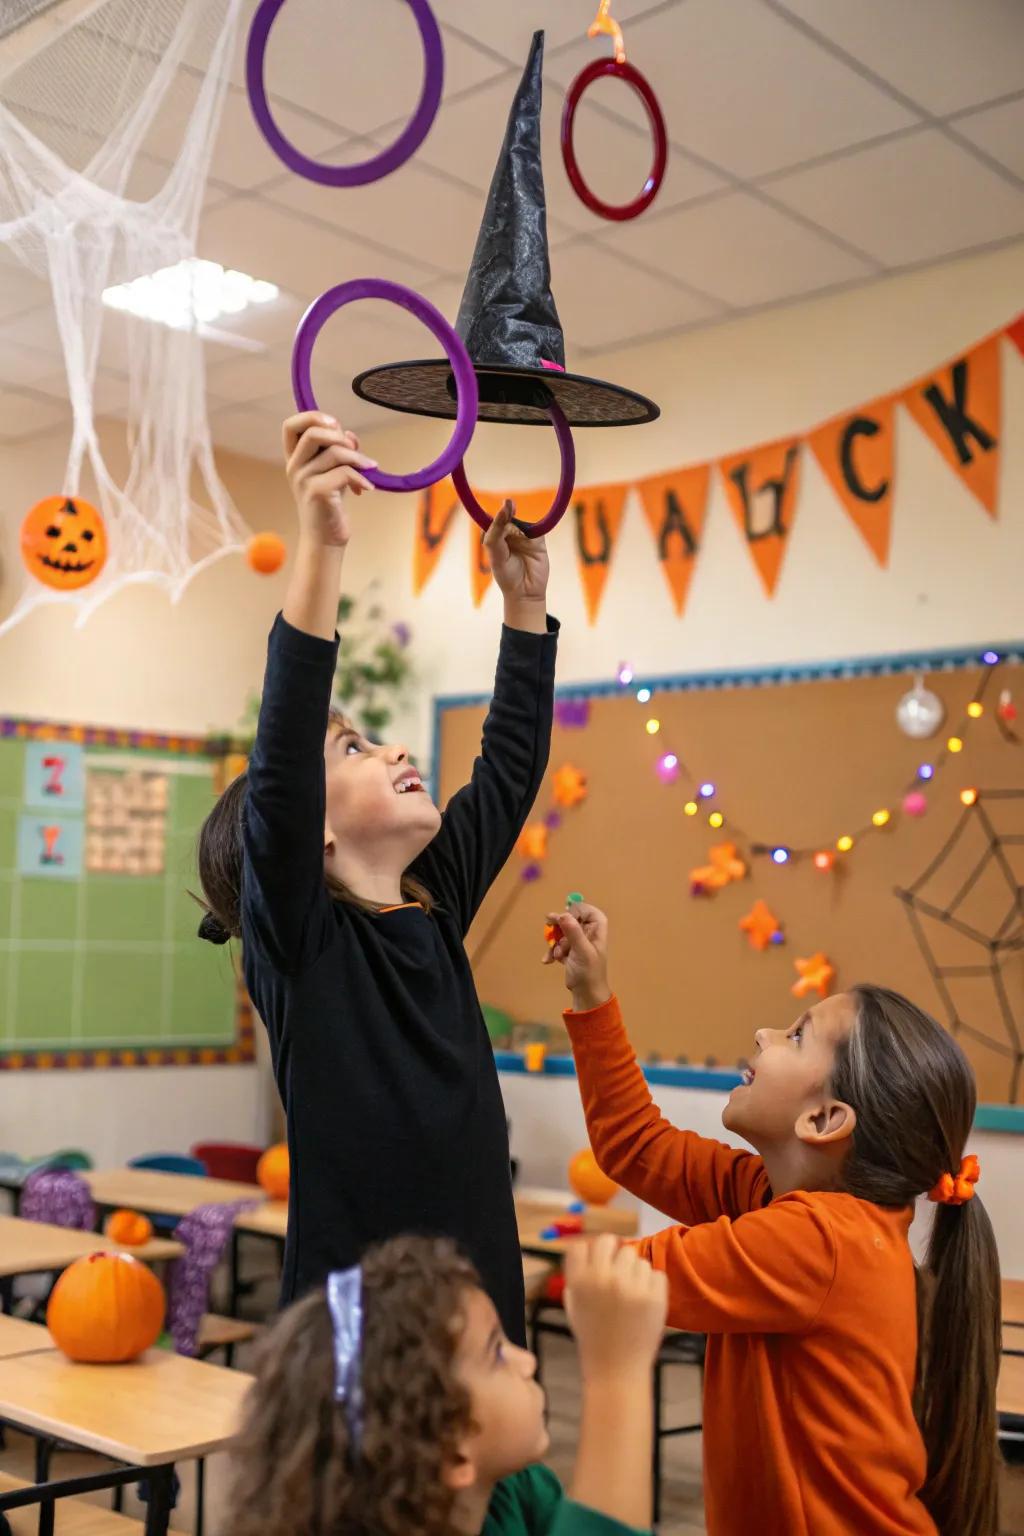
352, 31, 658, 429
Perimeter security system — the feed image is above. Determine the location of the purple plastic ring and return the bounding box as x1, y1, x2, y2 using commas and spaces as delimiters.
452, 402, 576, 540
246, 0, 444, 187
561, 57, 668, 222
292, 278, 478, 494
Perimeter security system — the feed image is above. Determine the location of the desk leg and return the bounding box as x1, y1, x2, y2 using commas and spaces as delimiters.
228, 1228, 240, 1318
143, 1466, 175, 1536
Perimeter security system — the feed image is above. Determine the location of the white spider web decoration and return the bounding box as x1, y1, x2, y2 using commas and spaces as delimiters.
0, 0, 252, 634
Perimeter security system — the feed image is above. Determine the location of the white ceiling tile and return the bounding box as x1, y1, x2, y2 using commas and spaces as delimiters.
32, 369, 129, 418
432, 0, 660, 60
142, 75, 345, 191
774, 0, 1024, 116
205, 353, 290, 405
551, 240, 724, 352
209, 405, 283, 462
599, 190, 874, 307
0, 342, 62, 389
245, 0, 505, 140
212, 292, 307, 347
0, 388, 69, 442
549, 0, 917, 180
954, 97, 1024, 182
198, 194, 438, 300
0, 305, 63, 356
96, 309, 254, 376
768, 131, 1024, 266
267, 154, 481, 275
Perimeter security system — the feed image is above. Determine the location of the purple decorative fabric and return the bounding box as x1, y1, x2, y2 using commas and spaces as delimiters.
167, 1200, 258, 1356
20, 1169, 96, 1231
554, 698, 590, 729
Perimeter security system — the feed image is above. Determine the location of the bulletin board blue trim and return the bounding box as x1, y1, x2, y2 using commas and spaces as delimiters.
495, 1054, 1024, 1134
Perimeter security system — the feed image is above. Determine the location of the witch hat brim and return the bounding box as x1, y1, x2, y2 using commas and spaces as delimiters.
352, 30, 659, 430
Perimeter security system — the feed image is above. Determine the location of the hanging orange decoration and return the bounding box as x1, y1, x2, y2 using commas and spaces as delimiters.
517, 823, 549, 861
20, 496, 107, 591
792, 952, 836, 1000
691, 841, 747, 896
552, 763, 588, 809
739, 899, 784, 952
247, 531, 287, 574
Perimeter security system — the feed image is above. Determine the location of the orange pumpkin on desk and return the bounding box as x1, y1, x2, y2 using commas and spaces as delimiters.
47, 1251, 165, 1363
568, 1147, 618, 1207
257, 1142, 289, 1200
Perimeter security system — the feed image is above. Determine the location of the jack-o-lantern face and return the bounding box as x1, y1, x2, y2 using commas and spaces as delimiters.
21, 496, 108, 591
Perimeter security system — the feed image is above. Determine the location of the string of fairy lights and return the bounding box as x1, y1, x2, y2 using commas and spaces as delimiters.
614, 650, 1019, 874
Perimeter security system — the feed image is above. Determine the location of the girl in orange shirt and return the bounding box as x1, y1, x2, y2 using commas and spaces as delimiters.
545, 901, 1000, 1536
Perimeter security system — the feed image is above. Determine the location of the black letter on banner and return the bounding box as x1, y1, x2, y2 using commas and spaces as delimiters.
728, 446, 799, 542
575, 500, 611, 566
921, 358, 996, 466
420, 486, 456, 549
840, 417, 888, 504
658, 490, 700, 558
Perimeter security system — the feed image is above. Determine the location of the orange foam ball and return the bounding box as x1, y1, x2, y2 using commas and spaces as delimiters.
257, 1142, 290, 1200
568, 1147, 619, 1206
247, 532, 287, 575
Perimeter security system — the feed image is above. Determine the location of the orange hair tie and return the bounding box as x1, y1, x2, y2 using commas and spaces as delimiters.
927, 1154, 980, 1206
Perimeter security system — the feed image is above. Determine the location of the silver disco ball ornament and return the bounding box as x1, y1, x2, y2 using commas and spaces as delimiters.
896, 675, 945, 739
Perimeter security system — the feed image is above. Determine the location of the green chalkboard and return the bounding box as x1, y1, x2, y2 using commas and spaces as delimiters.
0, 719, 249, 1071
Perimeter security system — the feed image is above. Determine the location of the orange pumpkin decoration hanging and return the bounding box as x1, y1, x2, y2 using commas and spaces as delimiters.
47, 1251, 166, 1363
568, 1147, 619, 1206
257, 1142, 290, 1201
105, 1209, 154, 1247
20, 496, 108, 591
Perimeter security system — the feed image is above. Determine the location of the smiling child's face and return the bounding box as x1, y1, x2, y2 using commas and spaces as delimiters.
323, 716, 441, 855
722, 993, 859, 1149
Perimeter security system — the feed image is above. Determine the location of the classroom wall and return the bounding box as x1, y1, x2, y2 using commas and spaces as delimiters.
502, 1071, 1024, 1278
0, 238, 1021, 1168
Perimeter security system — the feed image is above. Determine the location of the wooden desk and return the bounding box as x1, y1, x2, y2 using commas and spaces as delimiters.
0, 1313, 52, 1359
1004, 1326, 1024, 1358
0, 1471, 144, 1536
1002, 1277, 1024, 1328
234, 1201, 287, 1240
0, 1215, 182, 1278
514, 1197, 638, 1238
999, 1350, 1024, 1420
0, 1347, 252, 1466
84, 1169, 263, 1219
522, 1256, 556, 1305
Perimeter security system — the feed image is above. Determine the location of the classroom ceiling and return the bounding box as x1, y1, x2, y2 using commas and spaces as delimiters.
1, 0, 1023, 458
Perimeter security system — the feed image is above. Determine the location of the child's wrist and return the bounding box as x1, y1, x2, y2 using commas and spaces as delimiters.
502, 595, 547, 633
571, 983, 612, 1014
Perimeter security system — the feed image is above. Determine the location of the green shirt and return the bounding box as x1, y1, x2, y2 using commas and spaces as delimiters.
482, 1466, 649, 1536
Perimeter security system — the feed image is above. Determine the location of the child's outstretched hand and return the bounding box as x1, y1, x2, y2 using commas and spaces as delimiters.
485, 500, 550, 623
282, 412, 378, 548
565, 1234, 668, 1383
544, 901, 611, 1013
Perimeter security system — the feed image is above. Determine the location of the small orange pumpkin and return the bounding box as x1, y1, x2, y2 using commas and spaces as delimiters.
47, 1251, 166, 1363
20, 495, 108, 591
568, 1147, 619, 1207
105, 1209, 154, 1247
257, 1142, 289, 1200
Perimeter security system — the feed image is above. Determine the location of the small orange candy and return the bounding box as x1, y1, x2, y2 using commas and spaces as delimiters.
247, 532, 287, 575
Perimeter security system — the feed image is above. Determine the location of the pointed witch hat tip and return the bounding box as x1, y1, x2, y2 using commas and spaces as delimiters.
352, 29, 659, 429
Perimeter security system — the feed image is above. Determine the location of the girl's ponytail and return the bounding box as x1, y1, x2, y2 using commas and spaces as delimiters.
919, 1194, 1001, 1536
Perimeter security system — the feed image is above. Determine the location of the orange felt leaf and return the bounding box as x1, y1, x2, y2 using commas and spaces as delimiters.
740, 899, 782, 952
552, 763, 588, 809
791, 952, 836, 999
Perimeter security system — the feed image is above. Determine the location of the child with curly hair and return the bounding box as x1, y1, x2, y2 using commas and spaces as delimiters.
228, 1232, 668, 1536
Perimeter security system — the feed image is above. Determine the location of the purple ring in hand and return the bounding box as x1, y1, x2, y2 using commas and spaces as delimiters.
452, 402, 576, 539
246, 0, 444, 187
292, 278, 478, 494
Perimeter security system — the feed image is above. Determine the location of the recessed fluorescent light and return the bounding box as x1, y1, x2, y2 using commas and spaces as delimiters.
102, 258, 279, 330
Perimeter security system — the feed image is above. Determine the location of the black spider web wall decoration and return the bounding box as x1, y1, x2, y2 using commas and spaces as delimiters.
896, 790, 1024, 1103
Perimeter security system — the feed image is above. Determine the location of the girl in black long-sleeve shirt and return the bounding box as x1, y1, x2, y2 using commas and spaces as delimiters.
197, 412, 556, 1342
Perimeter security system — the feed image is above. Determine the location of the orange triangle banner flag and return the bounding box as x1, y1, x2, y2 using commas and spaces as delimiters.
806, 397, 895, 567
1007, 313, 1024, 359
900, 335, 1000, 516
637, 465, 709, 616
412, 478, 459, 595
469, 519, 492, 609
718, 438, 801, 597
573, 484, 628, 625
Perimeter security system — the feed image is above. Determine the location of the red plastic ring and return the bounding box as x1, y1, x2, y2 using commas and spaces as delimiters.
561, 57, 668, 222
452, 402, 576, 540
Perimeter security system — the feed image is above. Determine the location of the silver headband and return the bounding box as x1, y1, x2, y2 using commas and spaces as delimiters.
326, 1266, 364, 1452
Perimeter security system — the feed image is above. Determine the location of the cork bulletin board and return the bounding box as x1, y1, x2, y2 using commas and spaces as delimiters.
437, 647, 1024, 1106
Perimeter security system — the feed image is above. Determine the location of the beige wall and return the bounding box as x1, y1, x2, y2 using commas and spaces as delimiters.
0, 238, 1022, 1172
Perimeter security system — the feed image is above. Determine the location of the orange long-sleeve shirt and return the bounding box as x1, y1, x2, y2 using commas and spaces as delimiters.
565, 997, 936, 1536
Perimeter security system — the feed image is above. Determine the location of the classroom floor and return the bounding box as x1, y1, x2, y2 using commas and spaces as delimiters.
2, 1272, 1023, 1534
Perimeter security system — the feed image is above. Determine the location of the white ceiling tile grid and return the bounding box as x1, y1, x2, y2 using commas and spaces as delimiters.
0, 0, 1020, 457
